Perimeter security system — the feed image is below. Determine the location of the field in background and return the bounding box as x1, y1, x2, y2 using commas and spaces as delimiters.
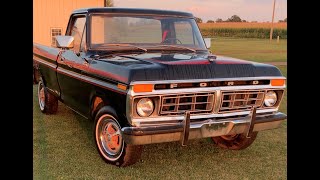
198, 22, 287, 39
33, 38, 287, 179
210, 38, 287, 62
198, 22, 287, 29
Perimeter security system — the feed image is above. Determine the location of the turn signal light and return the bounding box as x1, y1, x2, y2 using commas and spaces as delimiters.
117, 83, 127, 91
133, 84, 153, 93
271, 79, 285, 86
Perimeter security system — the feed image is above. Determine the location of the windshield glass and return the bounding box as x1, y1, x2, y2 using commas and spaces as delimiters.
89, 14, 207, 50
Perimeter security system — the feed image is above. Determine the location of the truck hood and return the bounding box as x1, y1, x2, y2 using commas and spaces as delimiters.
90, 52, 283, 84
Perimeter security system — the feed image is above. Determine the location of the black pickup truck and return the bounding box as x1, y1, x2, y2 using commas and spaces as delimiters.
33, 7, 287, 167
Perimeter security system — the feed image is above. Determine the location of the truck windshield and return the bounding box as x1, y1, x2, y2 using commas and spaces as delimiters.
89, 14, 207, 51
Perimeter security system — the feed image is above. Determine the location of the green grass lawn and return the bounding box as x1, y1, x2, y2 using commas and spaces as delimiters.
33, 39, 287, 179
210, 38, 287, 63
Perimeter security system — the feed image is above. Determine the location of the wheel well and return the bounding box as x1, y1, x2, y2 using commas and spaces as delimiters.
33, 66, 41, 84
91, 96, 109, 119
90, 94, 129, 127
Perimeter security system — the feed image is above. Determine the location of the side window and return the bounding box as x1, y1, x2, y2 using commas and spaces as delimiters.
70, 16, 86, 52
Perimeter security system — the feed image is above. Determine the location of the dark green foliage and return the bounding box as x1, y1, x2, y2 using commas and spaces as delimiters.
226, 15, 242, 22
195, 17, 203, 23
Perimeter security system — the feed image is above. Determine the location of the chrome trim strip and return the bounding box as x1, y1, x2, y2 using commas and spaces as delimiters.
34, 58, 57, 70
130, 76, 286, 85
131, 108, 278, 126
126, 93, 133, 125
189, 117, 249, 129
57, 67, 126, 94
213, 90, 222, 113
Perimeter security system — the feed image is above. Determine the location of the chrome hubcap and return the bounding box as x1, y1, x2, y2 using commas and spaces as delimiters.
96, 115, 123, 160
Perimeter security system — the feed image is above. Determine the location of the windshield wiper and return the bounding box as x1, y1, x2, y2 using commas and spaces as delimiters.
90, 51, 145, 60
101, 44, 148, 52
90, 54, 114, 60
156, 45, 196, 53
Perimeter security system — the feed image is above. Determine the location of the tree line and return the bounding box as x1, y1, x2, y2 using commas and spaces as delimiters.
195, 15, 287, 23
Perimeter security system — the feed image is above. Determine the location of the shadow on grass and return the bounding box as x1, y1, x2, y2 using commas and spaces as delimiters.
70, 110, 95, 147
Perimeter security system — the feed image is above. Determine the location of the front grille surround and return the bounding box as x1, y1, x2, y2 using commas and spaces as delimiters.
131, 89, 285, 118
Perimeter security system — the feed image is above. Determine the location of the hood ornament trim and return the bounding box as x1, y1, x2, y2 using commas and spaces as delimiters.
208, 54, 217, 62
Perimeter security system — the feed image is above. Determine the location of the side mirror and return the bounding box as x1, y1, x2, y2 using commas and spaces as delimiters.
204, 38, 211, 49
55, 36, 74, 49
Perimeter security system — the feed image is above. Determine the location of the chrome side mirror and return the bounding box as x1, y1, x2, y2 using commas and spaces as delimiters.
204, 38, 211, 49
55, 36, 74, 48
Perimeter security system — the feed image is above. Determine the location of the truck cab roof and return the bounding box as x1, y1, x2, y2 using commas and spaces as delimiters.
72, 7, 194, 18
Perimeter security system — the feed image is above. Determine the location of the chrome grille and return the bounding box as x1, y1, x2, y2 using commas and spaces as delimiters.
219, 90, 264, 113
160, 93, 214, 115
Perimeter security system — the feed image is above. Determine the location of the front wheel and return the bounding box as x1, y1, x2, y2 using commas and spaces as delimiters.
94, 107, 142, 167
211, 131, 258, 150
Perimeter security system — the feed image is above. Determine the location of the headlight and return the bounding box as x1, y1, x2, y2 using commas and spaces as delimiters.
136, 98, 154, 117
264, 91, 277, 107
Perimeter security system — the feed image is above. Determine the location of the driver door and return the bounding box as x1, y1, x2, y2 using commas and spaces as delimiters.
56, 15, 89, 116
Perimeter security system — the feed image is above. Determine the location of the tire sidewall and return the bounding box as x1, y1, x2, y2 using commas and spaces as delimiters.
38, 79, 46, 112
94, 106, 126, 166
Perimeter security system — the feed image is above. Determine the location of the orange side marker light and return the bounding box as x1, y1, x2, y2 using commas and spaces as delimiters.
133, 84, 153, 93
117, 83, 127, 91
271, 79, 285, 86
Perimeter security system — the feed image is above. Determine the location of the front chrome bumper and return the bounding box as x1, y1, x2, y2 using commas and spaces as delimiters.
121, 110, 287, 145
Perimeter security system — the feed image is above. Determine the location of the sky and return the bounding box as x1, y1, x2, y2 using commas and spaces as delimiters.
113, 0, 287, 22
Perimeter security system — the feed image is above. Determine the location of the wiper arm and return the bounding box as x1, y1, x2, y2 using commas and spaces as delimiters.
90, 54, 113, 60
90, 51, 145, 60
156, 45, 196, 53
103, 44, 148, 52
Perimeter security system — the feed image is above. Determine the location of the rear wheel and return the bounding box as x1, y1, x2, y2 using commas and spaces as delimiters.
38, 79, 58, 114
211, 132, 258, 150
94, 107, 142, 167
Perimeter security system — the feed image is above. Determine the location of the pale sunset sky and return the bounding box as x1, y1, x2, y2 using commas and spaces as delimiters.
113, 0, 287, 22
